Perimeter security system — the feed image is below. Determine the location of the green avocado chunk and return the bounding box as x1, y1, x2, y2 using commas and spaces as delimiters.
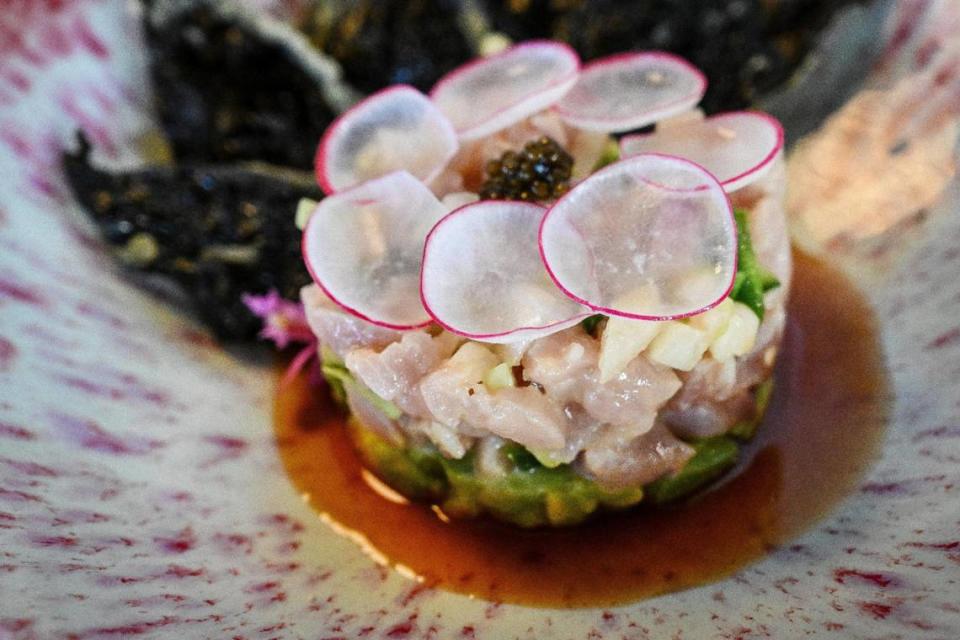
319, 328, 773, 525
729, 378, 774, 441
731, 208, 780, 321
320, 347, 402, 420
645, 436, 740, 505
349, 423, 645, 528
580, 314, 605, 336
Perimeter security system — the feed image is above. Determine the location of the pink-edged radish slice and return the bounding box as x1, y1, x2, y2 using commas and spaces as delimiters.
620, 111, 784, 192
555, 52, 707, 133
539, 153, 737, 320
429, 41, 580, 142
421, 200, 589, 342
302, 171, 447, 330
315, 85, 458, 194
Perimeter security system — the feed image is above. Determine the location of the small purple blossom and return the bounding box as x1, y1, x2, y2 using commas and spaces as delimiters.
242, 289, 314, 349
243, 289, 323, 387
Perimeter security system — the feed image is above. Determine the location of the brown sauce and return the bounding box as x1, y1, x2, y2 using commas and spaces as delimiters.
273, 251, 889, 607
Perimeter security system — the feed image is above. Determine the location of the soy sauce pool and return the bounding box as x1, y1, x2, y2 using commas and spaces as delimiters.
273, 252, 889, 607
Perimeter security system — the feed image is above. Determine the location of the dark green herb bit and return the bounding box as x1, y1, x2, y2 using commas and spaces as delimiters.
592, 138, 621, 171
479, 136, 574, 202
731, 208, 780, 320
321, 349, 402, 420
581, 314, 605, 337
501, 442, 543, 473
645, 436, 740, 505
729, 379, 774, 441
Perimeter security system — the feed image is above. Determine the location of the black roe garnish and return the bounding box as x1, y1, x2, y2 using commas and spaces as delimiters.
64, 136, 321, 341
147, 3, 337, 169
479, 137, 573, 202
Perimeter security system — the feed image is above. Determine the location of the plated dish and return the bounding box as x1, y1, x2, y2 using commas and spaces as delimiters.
293, 43, 790, 530
263, 40, 886, 606
2, 0, 959, 638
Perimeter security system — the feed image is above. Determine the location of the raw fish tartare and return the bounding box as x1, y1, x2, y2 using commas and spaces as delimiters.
297, 43, 790, 527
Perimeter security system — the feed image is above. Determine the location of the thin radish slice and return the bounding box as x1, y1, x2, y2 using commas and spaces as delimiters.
302, 171, 446, 330
620, 111, 784, 192
555, 52, 707, 133
421, 201, 589, 342
429, 41, 580, 142
315, 85, 458, 194
539, 153, 737, 320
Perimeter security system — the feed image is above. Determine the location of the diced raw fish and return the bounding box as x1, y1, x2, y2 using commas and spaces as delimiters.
522, 328, 681, 432
301, 284, 400, 358
580, 422, 695, 488
419, 343, 568, 451
345, 331, 460, 418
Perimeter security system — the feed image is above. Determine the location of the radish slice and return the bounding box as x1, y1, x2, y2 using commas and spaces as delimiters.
539, 153, 737, 320
555, 52, 707, 133
429, 41, 580, 142
619, 111, 784, 192
315, 85, 458, 194
421, 201, 588, 342
302, 171, 447, 330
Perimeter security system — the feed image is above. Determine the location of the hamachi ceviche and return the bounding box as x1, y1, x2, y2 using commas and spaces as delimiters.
275, 42, 789, 527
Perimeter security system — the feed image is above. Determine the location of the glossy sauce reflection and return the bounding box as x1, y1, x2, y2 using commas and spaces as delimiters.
273, 252, 889, 607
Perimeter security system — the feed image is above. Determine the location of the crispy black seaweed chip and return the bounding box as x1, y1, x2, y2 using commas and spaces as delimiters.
302, 0, 477, 93
480, 0, 861, 114
147, 2, 338, 169
64, 137, 321, 340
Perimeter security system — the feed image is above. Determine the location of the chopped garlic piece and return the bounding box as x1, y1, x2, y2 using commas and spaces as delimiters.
688, 298, 734, 342
483, 362, 515, 391
709, 302, 760, 360
647, 321, 709, 371
440, 191, 480, 212
492, 340, 531, 366
676, 267, 724, 308
597, 286, 664, 381
530, 448, 572, 468
479, 32, 512, 57
295, 197, 318, 230
598, 316, 661, 382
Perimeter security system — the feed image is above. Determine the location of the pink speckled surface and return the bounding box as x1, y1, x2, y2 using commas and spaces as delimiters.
1, 2, 958, 639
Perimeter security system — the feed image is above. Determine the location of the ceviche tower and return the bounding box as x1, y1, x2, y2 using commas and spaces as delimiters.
292, 42, 789, 527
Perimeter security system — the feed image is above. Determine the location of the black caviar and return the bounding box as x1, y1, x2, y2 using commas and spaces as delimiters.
479, 137, 573, 202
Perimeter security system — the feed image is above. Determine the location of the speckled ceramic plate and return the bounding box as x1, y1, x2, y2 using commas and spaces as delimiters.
2, 2, 959, 639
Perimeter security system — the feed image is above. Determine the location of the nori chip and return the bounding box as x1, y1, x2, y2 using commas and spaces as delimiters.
480, 0, 862, 113
146, 1, 339, 169
64, 135, 321, 340
302, 0, 477, 94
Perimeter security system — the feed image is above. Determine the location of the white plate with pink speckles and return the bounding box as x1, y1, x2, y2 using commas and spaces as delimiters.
1, 2, 959, 639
